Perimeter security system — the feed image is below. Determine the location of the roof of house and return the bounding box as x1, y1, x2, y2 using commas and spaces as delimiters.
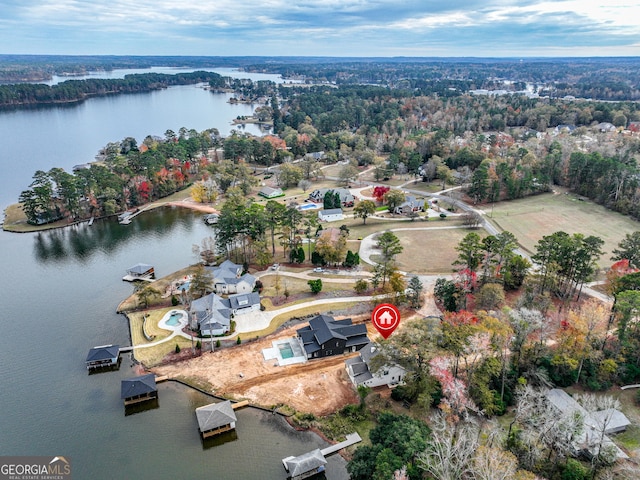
319, 208, 343, 216
190, 293, 232, 330
345, 356, 373, 384
298, 315, 369, 354
228, 292, 261, 310
207, 261, 243, 285
285, 449, 327, 477
86, 344, 119, 362
121, 373, 157, 399
258, 186, 284, 197
546, 388, 631, 458
127, 263, 154, 274
195, 400, 237, 432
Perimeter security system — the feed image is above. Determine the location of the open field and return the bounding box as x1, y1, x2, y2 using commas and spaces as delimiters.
372, 227, 481, 274
487, 190, 640, 268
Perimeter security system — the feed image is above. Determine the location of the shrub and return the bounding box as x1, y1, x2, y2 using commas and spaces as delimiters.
439, 213, 447, 220
354, 279, 369, 294
236, 336, 242, 345
216, 339, 221, 348
175, 344, 181, 354
195, 340, 201, 350
171, 295, 179, 306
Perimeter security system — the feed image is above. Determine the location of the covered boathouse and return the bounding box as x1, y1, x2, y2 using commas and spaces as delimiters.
195, 400, 237, 439
85, 344, 119, 370
121, 374, 158, 406
122, 263, 155, 282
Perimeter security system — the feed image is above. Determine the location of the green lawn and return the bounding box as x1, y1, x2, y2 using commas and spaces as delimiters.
488, 190, 640, 268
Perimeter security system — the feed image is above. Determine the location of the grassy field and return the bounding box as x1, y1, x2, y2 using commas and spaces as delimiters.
373, 227, 481, 274
488, 190, 640, 268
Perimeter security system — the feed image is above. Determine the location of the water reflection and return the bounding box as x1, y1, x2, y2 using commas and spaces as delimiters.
201, 430, 239, 450
32, 206, 205, 263
124, 398, 160, 416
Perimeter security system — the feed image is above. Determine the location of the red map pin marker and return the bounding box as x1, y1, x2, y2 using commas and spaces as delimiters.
372, 303, 401, 339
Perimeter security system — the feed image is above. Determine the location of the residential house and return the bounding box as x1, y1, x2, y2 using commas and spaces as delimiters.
258, 186, 284, 199
85, 344, 120, 370
596, 122, 616, 132
318, 208, 344, 222
189, 292, 233, 336
121, 373, 158, 405
297, 314, 369, 360
308, 188, 355, 207
345, 342, 405, 388
546, 388, 630, 459
393, 195, 424, 215
207, 260, 256, 294
228, 292, 261, 316
195, 400, 237, 438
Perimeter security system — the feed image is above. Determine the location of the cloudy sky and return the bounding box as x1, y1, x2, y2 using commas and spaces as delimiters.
1, 0, 639, 57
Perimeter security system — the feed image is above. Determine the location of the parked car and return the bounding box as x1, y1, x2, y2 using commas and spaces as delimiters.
270, 263, 280, 270
313, 267, 324, 273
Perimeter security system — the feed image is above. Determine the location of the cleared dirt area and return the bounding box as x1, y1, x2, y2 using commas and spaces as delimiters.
153, 319, 381, 416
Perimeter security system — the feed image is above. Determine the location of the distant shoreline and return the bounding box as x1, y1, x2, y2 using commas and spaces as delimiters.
2, 195, 218, 233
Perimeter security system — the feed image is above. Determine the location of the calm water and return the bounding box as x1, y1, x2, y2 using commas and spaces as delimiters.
0, 69, 274, 213
0, 71, 347, 479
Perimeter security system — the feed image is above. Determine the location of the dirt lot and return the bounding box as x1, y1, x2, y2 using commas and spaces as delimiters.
153, 318, 382, 416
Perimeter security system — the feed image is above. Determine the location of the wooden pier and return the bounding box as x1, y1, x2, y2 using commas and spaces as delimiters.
232, 400, 249, 410
320, 432, 362, 456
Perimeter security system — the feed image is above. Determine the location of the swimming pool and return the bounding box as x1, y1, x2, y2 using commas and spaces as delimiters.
178, 281, 191, 291
166, 311, 183, 326
278, 343, 294, 359
297, 203, 320, 211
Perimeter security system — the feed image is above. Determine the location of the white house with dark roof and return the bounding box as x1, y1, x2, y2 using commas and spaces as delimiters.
345, 342, 405, 388
258, 186, 284, 199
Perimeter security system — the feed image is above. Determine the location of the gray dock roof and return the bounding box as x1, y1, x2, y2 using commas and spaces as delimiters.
121, 373, 157, 399
195, 400, 237, 432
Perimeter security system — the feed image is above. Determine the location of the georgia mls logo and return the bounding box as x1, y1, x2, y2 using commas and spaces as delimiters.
1, 456, 71, 480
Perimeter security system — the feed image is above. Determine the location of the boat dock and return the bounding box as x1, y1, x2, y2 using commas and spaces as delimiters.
282, 432, 361, 477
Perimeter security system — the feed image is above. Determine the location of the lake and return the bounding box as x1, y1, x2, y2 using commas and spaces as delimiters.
0, 66, 286, 213
0, 70, 348, 479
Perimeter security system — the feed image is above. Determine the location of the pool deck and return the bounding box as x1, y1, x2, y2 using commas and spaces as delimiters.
262, 338, 307, 366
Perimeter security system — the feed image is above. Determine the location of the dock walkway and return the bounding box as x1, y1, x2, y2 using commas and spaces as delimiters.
320, 432, 362, 456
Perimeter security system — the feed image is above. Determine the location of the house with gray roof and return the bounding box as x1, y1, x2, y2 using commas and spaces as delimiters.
195, 400, 237, 439
228, 292, 261, 315
86, 344, 120, 370
345, 342, 405, 388
121, 373, 158, 405
308, 188, 355, 207
393, 195, 424, 215
318, 208, 344, 222
546, 388, 630, 460
258, 186, 284, 199
189, 292, 233, 336
297, 314, 369, 360
207, 261, 256, 294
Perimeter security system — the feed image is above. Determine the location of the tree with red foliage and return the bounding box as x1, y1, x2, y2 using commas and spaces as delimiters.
137, 181, 150, 202
372, 185, 390, 203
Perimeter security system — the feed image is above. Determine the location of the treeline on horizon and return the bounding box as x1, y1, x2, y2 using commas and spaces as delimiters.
0, 71, 227, 107
2, 55, 640, 101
